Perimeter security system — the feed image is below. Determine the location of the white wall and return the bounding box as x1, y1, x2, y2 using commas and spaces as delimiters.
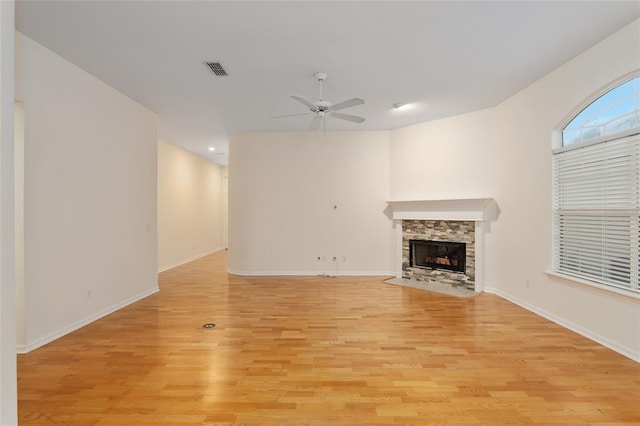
0, 2, 17, 423
15, 33, 158, 352
494, 19, 640, 360
228, 131, 392, 275
390, 108, 497, 200
157, 139, 225, 271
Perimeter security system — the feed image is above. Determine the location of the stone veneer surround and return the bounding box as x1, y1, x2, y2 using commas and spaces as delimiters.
402, 220, 475, 289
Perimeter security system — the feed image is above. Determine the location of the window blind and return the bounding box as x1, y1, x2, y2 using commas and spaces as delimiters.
552, 134, 640, 294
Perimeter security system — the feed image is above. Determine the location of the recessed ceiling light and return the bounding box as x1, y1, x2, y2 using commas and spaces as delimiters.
208, 147, 215, 152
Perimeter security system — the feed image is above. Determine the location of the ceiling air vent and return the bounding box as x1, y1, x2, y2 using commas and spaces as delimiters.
205, 61, 228, 76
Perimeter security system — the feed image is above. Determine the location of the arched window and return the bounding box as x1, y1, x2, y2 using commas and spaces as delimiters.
562, 76, 639, 146
553, 75, 640, 295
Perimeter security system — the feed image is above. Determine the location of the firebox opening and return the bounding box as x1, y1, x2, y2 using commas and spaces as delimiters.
409, 239, 466, 273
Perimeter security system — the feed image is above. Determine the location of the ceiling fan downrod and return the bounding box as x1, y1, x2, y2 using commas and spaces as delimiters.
315, 72, 327, 101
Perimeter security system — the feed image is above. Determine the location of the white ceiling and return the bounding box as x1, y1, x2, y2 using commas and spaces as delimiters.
15, 1, 640, 166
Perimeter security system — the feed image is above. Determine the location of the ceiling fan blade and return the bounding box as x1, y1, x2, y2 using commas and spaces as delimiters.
271, 112, 311, 119
331, 112, 365, 124
329, 97, 364, 112
310, 115, 322, 130
292, 95, 317, 111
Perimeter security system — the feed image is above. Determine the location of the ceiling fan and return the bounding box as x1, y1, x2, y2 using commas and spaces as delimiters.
272, 72, 365, 130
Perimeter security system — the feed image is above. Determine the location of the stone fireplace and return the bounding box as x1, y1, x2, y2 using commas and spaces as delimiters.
387, 199, 498, 293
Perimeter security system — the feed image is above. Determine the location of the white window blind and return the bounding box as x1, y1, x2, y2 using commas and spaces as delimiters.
552, 134, 640, 294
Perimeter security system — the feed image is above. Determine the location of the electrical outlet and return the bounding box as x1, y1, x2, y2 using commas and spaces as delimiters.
524, 278, 530, 288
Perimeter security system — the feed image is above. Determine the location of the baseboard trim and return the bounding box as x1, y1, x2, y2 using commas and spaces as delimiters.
227, 269, 394, 277
158, 248, 224, 273
18, 286, 159, 354
485, 287, 640, 362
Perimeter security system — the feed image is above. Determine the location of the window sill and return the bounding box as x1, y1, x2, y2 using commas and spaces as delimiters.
545, 270, 640, 301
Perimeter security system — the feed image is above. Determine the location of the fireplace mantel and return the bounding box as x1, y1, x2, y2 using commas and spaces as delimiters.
387, 198, 498, 222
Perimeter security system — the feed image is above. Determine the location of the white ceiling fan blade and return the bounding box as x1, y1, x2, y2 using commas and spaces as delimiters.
310, 115, 322, 130
329, 97, 364, 112
292, 95, 317, 111
271, 112, 311, 119
331, 112, 365, 124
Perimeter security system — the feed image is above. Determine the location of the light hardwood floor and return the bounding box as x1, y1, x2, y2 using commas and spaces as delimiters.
18, 250, 640, 425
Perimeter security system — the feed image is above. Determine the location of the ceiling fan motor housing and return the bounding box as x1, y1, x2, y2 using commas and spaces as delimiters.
316, 100, 331, 111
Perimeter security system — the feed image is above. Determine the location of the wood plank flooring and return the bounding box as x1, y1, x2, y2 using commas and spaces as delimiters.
18, 250, 640, 425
